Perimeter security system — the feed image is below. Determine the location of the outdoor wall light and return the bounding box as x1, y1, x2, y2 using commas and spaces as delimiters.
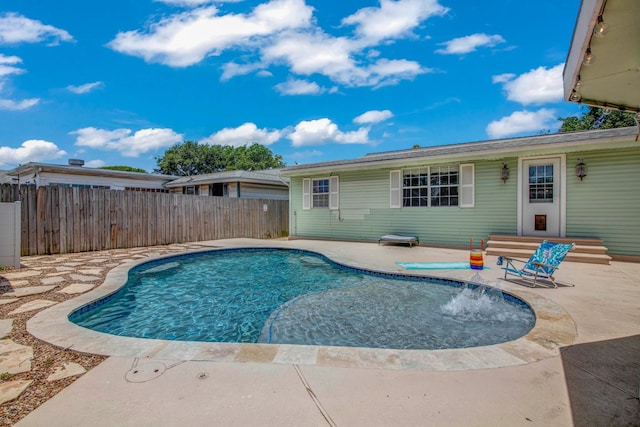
574, 76, 583, 90
576, 158, 587, 181
583, 48, 595, 65
501, 163, 509, 183
594, 16, 610, 37
570, 90, 581, 102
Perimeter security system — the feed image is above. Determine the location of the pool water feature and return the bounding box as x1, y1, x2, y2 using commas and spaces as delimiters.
70, 248, 535, 350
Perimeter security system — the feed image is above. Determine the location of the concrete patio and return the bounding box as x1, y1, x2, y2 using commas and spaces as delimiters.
4, 238, 639, 426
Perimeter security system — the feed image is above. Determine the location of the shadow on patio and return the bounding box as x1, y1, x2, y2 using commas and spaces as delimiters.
561, 334, 640, 426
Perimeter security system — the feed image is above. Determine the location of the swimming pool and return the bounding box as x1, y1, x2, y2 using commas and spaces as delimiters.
70, 248, 535, 350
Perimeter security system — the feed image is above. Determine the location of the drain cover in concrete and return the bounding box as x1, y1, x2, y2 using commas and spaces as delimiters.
125, 362, 166, 383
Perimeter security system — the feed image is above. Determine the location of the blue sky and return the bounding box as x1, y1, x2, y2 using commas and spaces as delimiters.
0, 0, 583, 172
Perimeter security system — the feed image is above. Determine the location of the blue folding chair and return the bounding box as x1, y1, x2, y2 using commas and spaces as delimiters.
501, 240, 574, 288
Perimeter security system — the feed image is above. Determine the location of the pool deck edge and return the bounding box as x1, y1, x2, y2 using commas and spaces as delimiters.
26, 242, 577, 372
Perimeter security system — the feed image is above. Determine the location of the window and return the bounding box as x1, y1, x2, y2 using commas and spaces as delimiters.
397, 166, 460, 207
302, 176, 339, 210
391, 165, 473, 208
430, 166, 459, 206
209, 183, 228, 197
312, 178, 330, 208
528, 164, 553, 203
183, 185, 199, 195
402, 168, 429, 207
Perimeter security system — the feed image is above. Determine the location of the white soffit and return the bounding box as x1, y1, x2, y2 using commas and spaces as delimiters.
564, 0, 640, 112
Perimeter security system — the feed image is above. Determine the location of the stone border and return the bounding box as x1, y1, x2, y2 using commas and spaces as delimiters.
27, 245, 577, 371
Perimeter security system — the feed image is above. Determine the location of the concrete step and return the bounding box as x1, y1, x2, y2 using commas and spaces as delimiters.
487, 240, 608, 255
488, 234, 604, 246
486, 234, 611, 265
485, 248, 612, 265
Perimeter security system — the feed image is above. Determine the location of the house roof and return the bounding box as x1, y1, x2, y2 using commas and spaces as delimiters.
0, 170, 12, 184
6, 162, 177, 182
563, 0, 640, 112
281, 127, 639, 175
163, 169, 289, 188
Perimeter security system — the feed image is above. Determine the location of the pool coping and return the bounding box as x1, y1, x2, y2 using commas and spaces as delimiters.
27, 246, 577, 372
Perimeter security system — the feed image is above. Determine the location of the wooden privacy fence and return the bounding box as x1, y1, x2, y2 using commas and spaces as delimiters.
0, 184, 289, 256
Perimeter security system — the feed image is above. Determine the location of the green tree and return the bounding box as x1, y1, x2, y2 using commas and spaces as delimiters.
230, 144, 285, 171
155, 142, 285, 176
558, 106, 637, 132
100, 165, 147, 173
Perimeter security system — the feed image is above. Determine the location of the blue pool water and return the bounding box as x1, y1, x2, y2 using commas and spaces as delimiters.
70, 248, 536, 350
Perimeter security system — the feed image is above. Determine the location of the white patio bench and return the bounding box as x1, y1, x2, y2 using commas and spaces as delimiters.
378, 235, 419, 247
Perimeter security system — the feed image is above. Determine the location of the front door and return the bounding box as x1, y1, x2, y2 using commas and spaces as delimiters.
522, 157, 562, 237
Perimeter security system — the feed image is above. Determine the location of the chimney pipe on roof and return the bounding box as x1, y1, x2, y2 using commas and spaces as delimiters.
68, 159, 85, 167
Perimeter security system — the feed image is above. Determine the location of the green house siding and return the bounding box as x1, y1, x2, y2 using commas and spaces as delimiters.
290, 145, 640, 257
290, 159, 519, 248
285, 128, 640, 257
566, 147, 640, 256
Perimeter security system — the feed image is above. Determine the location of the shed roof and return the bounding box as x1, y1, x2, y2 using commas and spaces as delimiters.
6, 162, 177, 182
163, 169, 289, 188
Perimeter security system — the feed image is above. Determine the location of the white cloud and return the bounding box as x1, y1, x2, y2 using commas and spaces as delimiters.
0, 12, 73, 45
0, 140, 66, 164
353, 109, 393, 124
0, 53, 24, 77
85, 159, 106, 168
108, 0, 313, 67
366, 58, 427, 87
263, 32, 363, 84
494, 64, 564, 105
288, 118, 369, 147
0, 98, 39, 111
66, 81, 104, 94
492, 73, 515, 84
0, 55, 39, 111
109, 0, 442, 89
264, 33, 428, 87
486, 109, 558, 139
155, 0, 242, 6
72, 127, 183, 157
287, 149, 323, 161
220, 62, 265, 81
200, 122, 282, 147
436, 33, 505, 55
274, 78, 323, 95
154, 0, 215, 6
342, 0, 449, 43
